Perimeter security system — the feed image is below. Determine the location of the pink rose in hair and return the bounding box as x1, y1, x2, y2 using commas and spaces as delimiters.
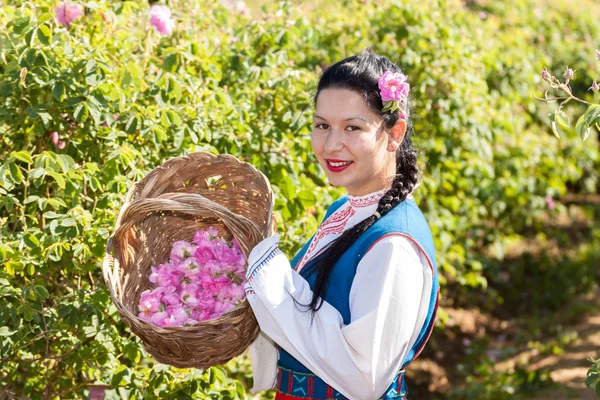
378, 71, 410, 102
55, 2, 83, 28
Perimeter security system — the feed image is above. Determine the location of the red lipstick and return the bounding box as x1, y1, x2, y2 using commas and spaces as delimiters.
325, 159, 353, 173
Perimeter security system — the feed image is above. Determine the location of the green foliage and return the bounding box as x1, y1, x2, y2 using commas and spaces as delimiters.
587, 356, 600, 397
0, 0, 598, 398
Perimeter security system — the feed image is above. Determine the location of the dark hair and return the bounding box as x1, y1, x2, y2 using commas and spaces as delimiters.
300, 49, 420, 315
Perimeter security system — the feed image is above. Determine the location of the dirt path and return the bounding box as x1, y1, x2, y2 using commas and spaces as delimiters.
498, 308, 600, 399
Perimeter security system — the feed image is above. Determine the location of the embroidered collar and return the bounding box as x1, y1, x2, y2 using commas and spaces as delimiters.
347, 188, 389, 208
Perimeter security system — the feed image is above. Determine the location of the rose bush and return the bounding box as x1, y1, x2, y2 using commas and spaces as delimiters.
0, 0, 598, 398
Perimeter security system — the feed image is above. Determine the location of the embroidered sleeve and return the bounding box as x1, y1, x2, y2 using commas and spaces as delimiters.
244, 234, 432, 400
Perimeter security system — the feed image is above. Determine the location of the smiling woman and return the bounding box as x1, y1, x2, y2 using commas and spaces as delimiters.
242, 49, 440, 400
311, 88, 406, 196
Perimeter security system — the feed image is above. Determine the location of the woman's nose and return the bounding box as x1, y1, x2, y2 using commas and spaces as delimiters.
323, 128, 345, 153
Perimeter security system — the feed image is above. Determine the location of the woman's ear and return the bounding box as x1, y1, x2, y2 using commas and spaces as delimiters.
387, 119, 407, 152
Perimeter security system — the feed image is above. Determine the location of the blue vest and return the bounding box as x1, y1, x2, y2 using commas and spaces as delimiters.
276, 195, 440, 399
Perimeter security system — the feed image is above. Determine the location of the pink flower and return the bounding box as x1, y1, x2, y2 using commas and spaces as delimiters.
161, 286, 180, 306
206, 227, 219, 238
590, 79, 599, 92
176, 258, 201, 277
170, 240, 196, 263
150, 263, 182, 287
165, 306, 189, 326
50, 132, 66, 149
180, 284, 200, 306
378, 71, 410, 102
203, 260, 222, 275
212, 242, 240, 266
138, 290, 162, 316
55, 2, 83, 28
183, 318, 199, 326
229, 284, 245, 300
149, 5, 175, 36
149, 311, 169, 327
193, 230, 211, 246
545, 195, 556, 210
195, 245, 215, 265
596, 50, 600, 60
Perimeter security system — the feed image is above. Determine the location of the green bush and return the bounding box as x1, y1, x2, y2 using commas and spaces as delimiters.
1, 0, 598, 398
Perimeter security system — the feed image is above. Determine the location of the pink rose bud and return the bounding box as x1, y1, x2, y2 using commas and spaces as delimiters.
57, 140, 66, 149
541, 68, 552, 83
51, 132, 60, 145
149, 5, 175, 36
55, 2, 84, 28
590, 79, 600, 92
562, 67, 574, 80
596, 50, 600, 60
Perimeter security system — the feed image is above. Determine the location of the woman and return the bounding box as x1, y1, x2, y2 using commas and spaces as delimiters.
243, 50, 440, 400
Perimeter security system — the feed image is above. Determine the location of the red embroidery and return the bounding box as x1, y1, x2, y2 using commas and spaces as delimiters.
295, 190, 387, 272
326, 385, 334, 397
296, 206, 356, 271
348, 190, 387, 208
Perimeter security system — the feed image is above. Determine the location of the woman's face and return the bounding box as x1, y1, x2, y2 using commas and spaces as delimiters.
311, 88, 400, 196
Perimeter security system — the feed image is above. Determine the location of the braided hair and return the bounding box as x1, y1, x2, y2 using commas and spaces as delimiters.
300, 49, 420, 315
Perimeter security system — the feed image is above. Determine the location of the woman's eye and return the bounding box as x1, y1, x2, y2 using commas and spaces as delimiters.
346, 125, 360, 131
315, 123, 329, 130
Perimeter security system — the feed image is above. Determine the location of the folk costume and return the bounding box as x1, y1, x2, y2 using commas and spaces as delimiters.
243, 185, 440, 400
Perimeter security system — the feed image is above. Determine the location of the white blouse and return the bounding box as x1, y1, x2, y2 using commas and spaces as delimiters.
243, 186, 433, 400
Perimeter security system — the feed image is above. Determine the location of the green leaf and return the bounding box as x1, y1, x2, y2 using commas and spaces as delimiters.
86, 100, 102, 126
8, 162, 23, 184
575, 105, 600, 141
0, 244, 14, 262
0, 326, 16, 337
61, 218, 76, 227
46, 171, 66, 189
11, 150, 33, 164
26, 26, 38, 46
125, 114, 139, 133
277, 174, 295, 201
37, 24, 52, 46
555, 110, 570, 128
66, 97, 86, 106
24, 233, 40, 248
85, 60, 97, 74
164, 53, 179, 73
13, 17, 30, 35
52, 82, 66, 102
74, 102, 89, 124
297, 189, 316, 206
34, 285, 49, 300
38, 13, 54, 24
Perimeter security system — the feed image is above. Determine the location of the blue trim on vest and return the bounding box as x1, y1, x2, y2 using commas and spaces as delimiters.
278, 196, 439, 399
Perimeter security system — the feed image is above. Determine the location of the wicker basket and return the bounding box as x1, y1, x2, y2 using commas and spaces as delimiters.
102, 152, 275, 369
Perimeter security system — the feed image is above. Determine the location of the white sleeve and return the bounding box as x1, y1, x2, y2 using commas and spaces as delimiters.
243, 233, 432, 400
